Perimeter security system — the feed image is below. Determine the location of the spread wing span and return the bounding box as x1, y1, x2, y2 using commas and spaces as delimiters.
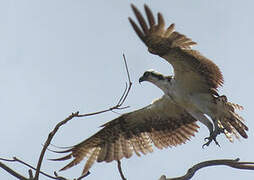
129, 4, 223, 95
51, 95, 199, 175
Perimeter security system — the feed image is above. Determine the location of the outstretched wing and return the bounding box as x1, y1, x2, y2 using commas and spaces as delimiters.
129, 4, 223, 95
51, 95, 199, 175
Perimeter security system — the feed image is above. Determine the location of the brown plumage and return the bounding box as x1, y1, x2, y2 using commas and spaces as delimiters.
51, 95, 199, 175
129, 4, 248, 146
215, 96, 248, 140
129, 4, 223, 96
52, 3, 248, 175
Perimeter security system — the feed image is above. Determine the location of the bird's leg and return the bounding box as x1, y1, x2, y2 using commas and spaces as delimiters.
202, 119, 224, 148
203, 131, 220, 148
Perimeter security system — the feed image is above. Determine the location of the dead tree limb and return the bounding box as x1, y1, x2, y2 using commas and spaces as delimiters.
33, 54, 132, 180
76, 54, 132, 117
0, 157, 61, 179
0, 54, 132, 180
159, 158, 254, 180
0, 161, 28, 180
1, 54, 254, 180
117, 160, 127, 180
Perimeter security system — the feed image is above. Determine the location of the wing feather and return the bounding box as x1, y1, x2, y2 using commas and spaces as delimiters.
130, 138, 141, 156
130, 4, 149, 34
97, 143, 108, 162
113, 139, 122, 161
129, 4, 223, 94
82, 147, 100, 175
144, 4, 155, 27
52, 95, 199, 175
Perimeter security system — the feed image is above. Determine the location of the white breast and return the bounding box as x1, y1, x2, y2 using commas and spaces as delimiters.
165, 78, 214, 115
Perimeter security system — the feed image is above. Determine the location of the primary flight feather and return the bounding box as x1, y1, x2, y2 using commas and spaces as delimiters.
52, 95, 199, 175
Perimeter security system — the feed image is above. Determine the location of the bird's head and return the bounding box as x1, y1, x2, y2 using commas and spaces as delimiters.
139, 70, 172, 94
139, 70, 164, 84
139, 70, 173, 94
139, 69, 172, 83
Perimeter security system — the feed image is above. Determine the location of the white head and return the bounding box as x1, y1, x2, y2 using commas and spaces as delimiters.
139, 70, 173, 94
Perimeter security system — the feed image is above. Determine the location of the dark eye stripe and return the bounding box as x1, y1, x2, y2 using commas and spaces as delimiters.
165, 76, 172, 82
150, 72, 164, 80
157, 75, 164, 80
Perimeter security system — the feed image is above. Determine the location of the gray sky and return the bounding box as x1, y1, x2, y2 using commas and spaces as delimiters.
1, 0, 254, 179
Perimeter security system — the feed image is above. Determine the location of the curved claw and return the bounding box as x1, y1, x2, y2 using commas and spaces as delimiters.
202, 134, 221, 148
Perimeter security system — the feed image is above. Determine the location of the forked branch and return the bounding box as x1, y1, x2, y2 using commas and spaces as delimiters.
1, 54, 254, 180
77, 54, 132, 117
159, 158, 254, 180
0, 54, 132, 180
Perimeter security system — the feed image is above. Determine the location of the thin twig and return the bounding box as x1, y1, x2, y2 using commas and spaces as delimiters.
33, 54, 132, 179
119, 54, 132, 106
77, 54, 132, 117
0, 157, 16, 162
28, 169, 33, 180
0, 154, 67, 179
0, 161, 28, 180
0, 54, 133, 180
13, 157, 60, 179
34, 112, 80, 180
117, 160, 127, 180
162, 158, 254, 180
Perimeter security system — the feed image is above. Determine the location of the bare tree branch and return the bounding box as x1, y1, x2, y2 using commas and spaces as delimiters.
34, 54, 132, 179
34, 112, 79, 180
0, 157, 67, 180
0, 54, 133, 180
159, 158, 254, 180
0, 161, 28, 180
1, 54, 254, 180
77, 54, 132, 117
117, 160, 127, 180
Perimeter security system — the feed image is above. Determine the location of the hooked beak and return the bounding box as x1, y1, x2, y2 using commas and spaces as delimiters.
139, 76, 145, 84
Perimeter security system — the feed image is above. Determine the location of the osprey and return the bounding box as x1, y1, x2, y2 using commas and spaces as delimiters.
52, 4, 248, 175
129, 4, 248, 145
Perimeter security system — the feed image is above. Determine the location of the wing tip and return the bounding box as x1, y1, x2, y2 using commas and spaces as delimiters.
49, 154, 72, 161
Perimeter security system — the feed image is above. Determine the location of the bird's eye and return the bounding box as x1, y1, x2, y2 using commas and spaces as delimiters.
157, 75, 164, 80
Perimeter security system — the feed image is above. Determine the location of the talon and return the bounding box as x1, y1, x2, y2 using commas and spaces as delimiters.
214, 139, 220, 147
204, 137, 209, 141
202, 132, 221, 148
202, 141, 211, 148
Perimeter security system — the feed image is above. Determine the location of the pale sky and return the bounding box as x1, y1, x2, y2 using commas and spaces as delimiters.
1, 0, 254, 180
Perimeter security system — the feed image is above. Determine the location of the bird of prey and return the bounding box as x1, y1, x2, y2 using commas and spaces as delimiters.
128, 4, 248, 145
51, 4, 248, 176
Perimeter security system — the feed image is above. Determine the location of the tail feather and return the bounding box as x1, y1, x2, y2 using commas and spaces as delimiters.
216, 95, 248, 141
228, 102, 244, 111
229, 119, 248, 138
225, 105, 247, 139
220, 120, 232, 133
